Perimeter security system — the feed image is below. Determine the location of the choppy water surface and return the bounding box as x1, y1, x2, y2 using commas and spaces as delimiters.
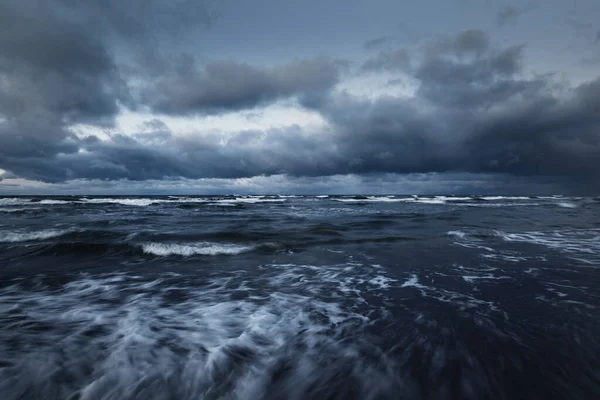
1, 195, 599, 399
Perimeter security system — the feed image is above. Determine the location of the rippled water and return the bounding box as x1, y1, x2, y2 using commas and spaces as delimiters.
1, 195, 599, 399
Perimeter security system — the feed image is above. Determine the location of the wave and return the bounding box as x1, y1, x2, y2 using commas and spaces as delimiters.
475, 196, 532, 201
213, 197, 286, 205
81, 198, 168, 206
38, 199, 72, 205
0, 198, 30, 206
0, 229, 70, 243
141, 242, 254, 256
556, 202, 577, 208
334, 196, 406, 203
0, 208, 29, 214
447, 230, 467, 239
495, 229, 600, 263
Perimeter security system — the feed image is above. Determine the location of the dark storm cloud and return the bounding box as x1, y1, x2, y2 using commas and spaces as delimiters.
306, 31, 600, 187
0, 120, 340, 182
0, 0, 223, 125
0, 0, 222, 183
0, 2, 127, 125
142, 58, 342, 115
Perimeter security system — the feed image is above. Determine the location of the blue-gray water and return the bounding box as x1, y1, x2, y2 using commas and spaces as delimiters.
1, 195, 599, 400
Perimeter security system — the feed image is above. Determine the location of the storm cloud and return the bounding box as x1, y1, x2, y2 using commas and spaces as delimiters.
1, 1, 599, 194
142, 58, 342, 115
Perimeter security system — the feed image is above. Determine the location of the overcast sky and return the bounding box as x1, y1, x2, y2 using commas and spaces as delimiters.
1, 0, 599, 194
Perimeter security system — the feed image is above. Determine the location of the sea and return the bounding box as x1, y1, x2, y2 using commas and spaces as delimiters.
0, 194, 599, 400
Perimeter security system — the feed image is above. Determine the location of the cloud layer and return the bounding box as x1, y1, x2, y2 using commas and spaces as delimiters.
0, 1, 599, 194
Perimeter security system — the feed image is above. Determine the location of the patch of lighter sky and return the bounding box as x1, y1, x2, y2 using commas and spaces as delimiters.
116, 101, 328, 136
336, 72, 419, 99
69, 101, 329, 142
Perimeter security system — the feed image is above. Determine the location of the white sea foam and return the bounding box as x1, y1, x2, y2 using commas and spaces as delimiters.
0, 229, 70, 243
213, 197, 286, 204
477, 196, 531, 201
401, 275, 428, 289
462, 274, 511, 284
447, 230, 497, 253
368, 275, 396, 289
0, 260, 399, 399
0, 198, 30, 206
335, 196, 441, 204
0, 208, 27, 213
557, 202, 577, 208
38, 199, 71, 205
81, 198, 164, 206
447, 230, 467, 239
496, 229, 600, 264
141, 242, 254, 256
400, 274, 503, 316
434, 196, 473, 201
407, 197, 446, 204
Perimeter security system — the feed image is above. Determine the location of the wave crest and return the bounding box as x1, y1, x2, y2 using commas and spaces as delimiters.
0, 229, 70, 243
141, 242, 254, 256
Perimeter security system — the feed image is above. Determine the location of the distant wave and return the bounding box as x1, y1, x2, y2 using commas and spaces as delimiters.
556, 202, 577, 208
0, 229, 70, 243
141, 242, 254, 256
332, 196, 539, 205
37, 199, 71, 205
0, 208, 28, 213
475, 196, 531, 201
81, 198, 171, 206
213, 197, 285, 205
334, 196, 407, 203
0, 198, 30, 206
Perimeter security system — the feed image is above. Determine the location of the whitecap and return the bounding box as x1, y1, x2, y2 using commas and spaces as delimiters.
141, 242, 254, 256
334, 196, 405, 203
434, 196, 472, 201
81, 198, 163, 206
0, 229, 70, 243
38, 199, 72, 205
368, 275, 396, 289
401, 274, 428, 289
477, 196, 531, 201
447, 230, 467, 239
557, 202, 577, 208
0, 198, 30, 206
213, 198, 285, 204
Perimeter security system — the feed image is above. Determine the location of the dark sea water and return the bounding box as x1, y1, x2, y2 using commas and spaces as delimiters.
0, 195, 599, 400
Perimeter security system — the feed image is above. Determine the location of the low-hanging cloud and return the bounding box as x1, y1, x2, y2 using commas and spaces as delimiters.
142, 58, 342, 115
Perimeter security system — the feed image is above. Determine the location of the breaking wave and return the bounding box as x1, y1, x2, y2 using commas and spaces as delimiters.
0, 229, 71, 243
141, 242, 255, 256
